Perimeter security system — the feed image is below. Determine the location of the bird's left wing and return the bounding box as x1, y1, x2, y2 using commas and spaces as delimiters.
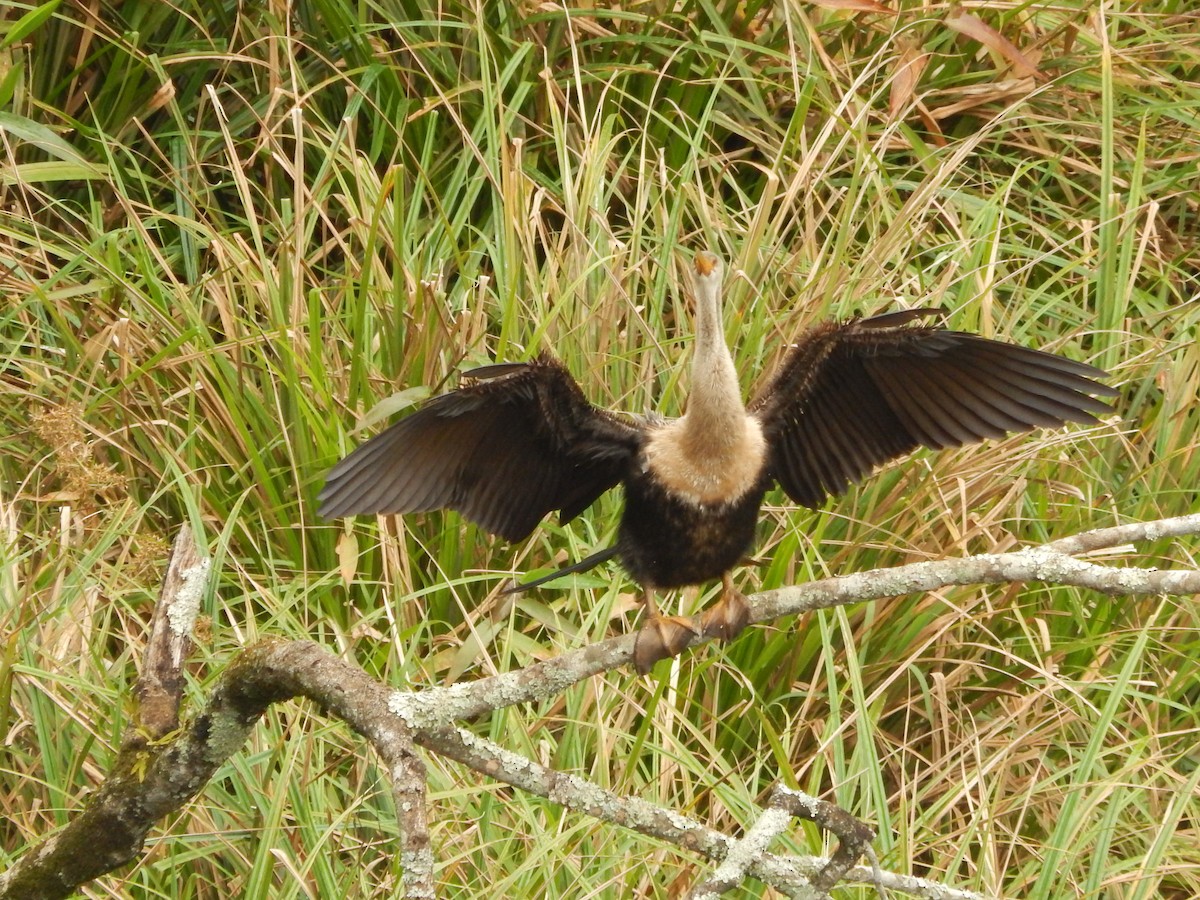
750, 310, 1118, 508
318, 353, 644, 541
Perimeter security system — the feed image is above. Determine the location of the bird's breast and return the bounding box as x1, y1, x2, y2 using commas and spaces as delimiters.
641, 415, 768, 507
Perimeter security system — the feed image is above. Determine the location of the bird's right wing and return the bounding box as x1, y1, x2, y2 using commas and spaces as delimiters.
318, 353, 644, 542
751, 310, 1118, 508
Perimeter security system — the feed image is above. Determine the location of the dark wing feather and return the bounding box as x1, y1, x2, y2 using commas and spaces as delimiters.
318, 353, 644, 541
751, 311, 1118, 508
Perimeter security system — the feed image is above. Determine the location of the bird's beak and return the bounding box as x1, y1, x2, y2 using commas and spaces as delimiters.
694, 251, 719, 277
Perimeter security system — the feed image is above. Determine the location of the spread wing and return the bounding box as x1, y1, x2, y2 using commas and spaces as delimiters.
751, 310, 1118, 508
318, 353, 644, 541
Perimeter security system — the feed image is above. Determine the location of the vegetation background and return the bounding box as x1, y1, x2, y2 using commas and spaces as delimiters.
2, 0, 1198, 897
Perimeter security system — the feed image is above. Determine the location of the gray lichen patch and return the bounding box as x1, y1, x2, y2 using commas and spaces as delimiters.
168, 559, 210, 636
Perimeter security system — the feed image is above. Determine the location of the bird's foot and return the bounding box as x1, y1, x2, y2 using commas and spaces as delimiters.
701, 586, 751, 643
634, 615, 701, 674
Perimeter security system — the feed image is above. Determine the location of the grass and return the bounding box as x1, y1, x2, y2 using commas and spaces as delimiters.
2, 0, 1199, 897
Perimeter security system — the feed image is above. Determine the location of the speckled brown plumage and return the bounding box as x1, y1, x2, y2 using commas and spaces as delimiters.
319, 253, 1118, 671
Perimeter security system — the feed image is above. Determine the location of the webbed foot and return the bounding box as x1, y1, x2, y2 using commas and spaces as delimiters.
634, 614, 701, 674
700, 577, 751, 643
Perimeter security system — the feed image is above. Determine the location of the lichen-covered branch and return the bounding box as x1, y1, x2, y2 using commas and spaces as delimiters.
421, 726, 988, 900
686, 783, 880, 898
382, 726, 435, 899
0, 637, 403, 900
1044, 512, 1200, 555
391, 513, 1200, 729
136, 525, 208, 738
0, 631, 989, 900
771, 786, 877, 896
5, 513, 1198, 899
0, 527, 216, 899
0, 633, 959, 900
687, 804, 794, 898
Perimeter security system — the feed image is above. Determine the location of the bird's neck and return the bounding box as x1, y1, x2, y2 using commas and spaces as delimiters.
639, 259, 767, 506
681, 285, 747, 452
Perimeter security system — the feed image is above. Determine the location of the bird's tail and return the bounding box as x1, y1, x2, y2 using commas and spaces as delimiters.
502, 546, 620, 594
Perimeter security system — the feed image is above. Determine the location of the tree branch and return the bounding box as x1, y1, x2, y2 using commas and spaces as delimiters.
4, 513, 1197, 899
136, 525, 208, 737
419, 725, 985, 900
391, 513, 1200, 729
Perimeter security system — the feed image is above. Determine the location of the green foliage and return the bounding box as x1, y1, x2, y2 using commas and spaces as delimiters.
2, 1, 1198, 897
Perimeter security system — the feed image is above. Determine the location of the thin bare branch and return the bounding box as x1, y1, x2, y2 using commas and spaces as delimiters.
770, 786, 876, 894
392, 514, 1200, 729
423, 726, 990, 900
753, 545, 1200, 625
687, 805, 793, 898
1044, 513, 1200, 555
686, 785, 878, 898
385, 726, 434, 899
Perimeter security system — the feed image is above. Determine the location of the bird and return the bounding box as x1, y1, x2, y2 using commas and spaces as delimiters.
319, 252, 1117, 673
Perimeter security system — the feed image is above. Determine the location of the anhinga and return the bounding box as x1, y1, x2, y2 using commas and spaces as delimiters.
320, 253, 1117, 672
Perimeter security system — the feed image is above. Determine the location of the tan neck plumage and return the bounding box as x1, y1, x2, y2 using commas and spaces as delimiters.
681, 255, 749, 455
643, 254, 767, 505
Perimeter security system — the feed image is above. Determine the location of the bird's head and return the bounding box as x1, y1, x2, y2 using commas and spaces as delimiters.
691, 251, 725, 318
694, 250, 722, 279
